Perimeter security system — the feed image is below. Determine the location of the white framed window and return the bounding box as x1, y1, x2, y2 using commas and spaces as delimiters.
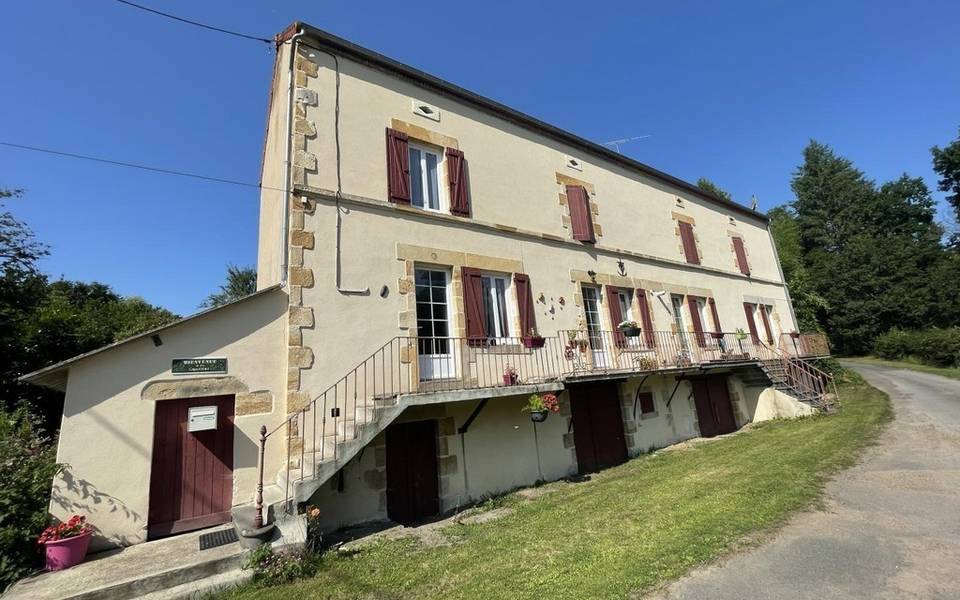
408, 143, 445, 212
616, 289, 634, 323
481, 274, 512, 339
582, 285, 603, 346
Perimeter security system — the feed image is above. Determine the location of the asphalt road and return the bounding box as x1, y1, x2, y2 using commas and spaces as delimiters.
652, 361, 960, 600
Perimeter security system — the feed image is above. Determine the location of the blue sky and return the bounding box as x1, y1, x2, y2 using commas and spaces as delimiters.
2, 1, 958, 315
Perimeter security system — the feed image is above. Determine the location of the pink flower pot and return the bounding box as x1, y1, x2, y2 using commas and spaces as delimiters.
44, 530, 92, 571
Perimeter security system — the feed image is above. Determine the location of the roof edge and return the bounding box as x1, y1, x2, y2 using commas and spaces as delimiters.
290, 21, 767, 223
19, 284, 284, 390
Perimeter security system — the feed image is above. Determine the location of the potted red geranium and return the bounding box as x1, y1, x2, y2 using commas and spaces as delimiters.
38, 515, 93, 571
523, 393, 560, 422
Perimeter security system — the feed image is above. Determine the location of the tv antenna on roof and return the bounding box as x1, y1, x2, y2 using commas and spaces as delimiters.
602, 135, 652, 153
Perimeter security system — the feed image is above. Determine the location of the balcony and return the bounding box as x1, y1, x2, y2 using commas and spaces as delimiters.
249, 329, 832, 528
342, 330, 830, 398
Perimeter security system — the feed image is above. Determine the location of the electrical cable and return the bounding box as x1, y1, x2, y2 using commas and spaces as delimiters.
111, 0, 272, 44
0, 141, 286, 193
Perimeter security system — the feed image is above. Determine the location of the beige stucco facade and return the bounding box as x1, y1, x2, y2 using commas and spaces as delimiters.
27, 24, 812, 550
47, 289, 289, 550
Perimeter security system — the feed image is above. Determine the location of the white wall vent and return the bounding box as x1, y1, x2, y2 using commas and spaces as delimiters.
412, 100, 440, 122
729, 216, 737, 225
675, 197, 685, 208
565, 155, 583, 171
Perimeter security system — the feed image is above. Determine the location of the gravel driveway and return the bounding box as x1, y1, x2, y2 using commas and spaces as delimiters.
652, 361, 960, 599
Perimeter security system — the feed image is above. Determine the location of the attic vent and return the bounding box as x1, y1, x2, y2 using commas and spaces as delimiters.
675, 197, 685, 208
565, 155, 583, 171
729, 216, 737, 225
412, 100, 440, 122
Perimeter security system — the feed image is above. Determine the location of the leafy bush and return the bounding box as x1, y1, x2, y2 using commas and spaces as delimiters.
242, 544, 321, 587
874, 328, 960, 367
0, 407, 61, 589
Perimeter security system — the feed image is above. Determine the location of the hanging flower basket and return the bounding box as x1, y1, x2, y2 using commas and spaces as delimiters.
523, 392, 559, 422
38, 515, 93, 571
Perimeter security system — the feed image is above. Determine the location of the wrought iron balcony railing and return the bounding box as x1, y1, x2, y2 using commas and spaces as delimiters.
253, 330, 833, 526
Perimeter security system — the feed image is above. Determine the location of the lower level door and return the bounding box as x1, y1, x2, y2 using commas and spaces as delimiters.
148, 395, 235, 538
570, 382, 628, 474
386, 420, 440, 525
691, 376, 737, 438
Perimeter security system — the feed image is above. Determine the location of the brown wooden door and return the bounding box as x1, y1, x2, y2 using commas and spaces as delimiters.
148, 395, 234, 538
691, 376, 737, 438
570, 382, 628, 474
386, 420, 440, 525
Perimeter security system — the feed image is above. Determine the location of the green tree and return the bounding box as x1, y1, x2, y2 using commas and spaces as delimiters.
767, 206, 826, 331
0, 407, 61, 588
202, 264, 257, 308
931, 127, 960, 226
789, 142, 946, 354
696, 177, 732, 202
0, 189, 179, 430
1, 188, 47, 276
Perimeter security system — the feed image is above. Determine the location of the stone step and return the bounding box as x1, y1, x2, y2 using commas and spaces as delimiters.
3, 526, 244, 600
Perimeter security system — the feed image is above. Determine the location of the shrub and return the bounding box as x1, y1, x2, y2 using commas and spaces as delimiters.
0, 407, 61, 589
873, 328, 960, 368
242, 544, 321, 587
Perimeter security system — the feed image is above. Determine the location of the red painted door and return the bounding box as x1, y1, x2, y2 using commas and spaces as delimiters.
148, 395, 234, 538
386, 420, 440, 525
691, 376, 737, 438
570, 382, 628, 474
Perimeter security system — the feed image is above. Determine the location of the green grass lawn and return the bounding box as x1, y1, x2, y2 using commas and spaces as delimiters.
220, 376, 890, 600
843, 356, 960, 381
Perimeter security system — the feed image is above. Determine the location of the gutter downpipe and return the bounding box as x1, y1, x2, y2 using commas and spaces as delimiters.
279, 29, 306, 285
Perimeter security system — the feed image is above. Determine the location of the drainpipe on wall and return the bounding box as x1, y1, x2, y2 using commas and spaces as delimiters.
279, 29, 305, 285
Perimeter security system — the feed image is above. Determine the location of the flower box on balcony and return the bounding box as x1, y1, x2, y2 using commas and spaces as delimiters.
621, 327, 641, 338
522, 335, 546, 349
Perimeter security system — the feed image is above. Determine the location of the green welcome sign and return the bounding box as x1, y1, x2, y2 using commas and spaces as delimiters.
172, 357, 228, 375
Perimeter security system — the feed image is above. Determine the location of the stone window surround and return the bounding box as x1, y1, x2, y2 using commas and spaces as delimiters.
395, 243, 527, 385
727, 230, 752, 275
742, 295, 784, 336
557, 173, 602, 241
671, 211, 704, 265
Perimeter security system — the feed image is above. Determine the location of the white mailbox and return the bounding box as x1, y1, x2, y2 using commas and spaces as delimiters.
187, 406, 218, 432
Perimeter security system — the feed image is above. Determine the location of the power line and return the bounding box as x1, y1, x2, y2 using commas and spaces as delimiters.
112, 0, 273, 45
0, 141, 280, 192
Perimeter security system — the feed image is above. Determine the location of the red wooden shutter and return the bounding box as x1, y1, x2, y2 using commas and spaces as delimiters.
446, 148, 471, 217
759, 305, 774, 344
678, 221, 700, 264
605, 286, 625, 347
635, 289, 656, 348
386, 128, 410, 204
732, 237, 750, 275
687, 296, 707, 347
514, 273, 537, 338
708, 298, 722, 337
743, 302, 760, 344
461, 267, 487, 345
566, 185, 596, 243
